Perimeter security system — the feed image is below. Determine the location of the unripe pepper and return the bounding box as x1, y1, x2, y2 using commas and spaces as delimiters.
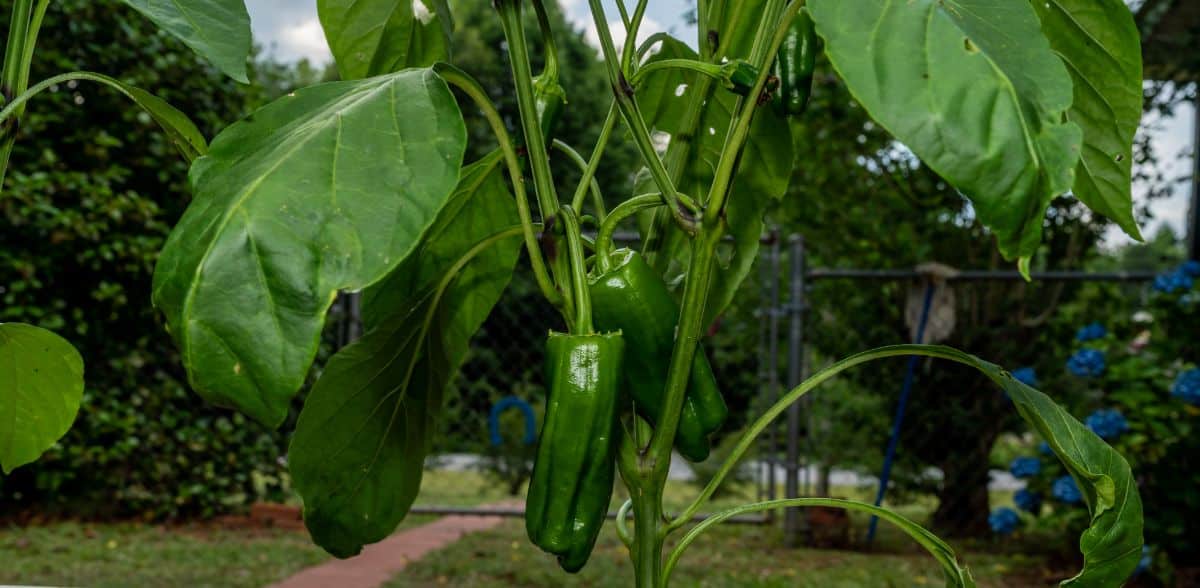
526, 331, 624, 572
533, 73, 567, 142
772, 9, 818, 116
589, 248, 728, 462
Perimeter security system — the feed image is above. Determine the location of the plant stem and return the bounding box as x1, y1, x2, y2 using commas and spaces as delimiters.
594, 193, 662, 271
631, 486, 664, 588
621, 0, 650, 74
552, 138, 606, 219
0, 0, 36, 193
433, 63, 564, 309
629, 59, 727, 89
704, 0, 799, 215
558, 205, 592, 333
568, 102, 616, 213
495, 0, 559, 222
646, 223, 722, 478
585, 0, 700, 235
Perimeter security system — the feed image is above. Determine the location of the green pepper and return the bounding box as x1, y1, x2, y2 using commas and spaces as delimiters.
772, 9, 818, 116
525, 330, 624, 573
589, 248, 728, 462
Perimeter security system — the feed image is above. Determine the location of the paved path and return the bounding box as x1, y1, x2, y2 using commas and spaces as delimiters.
271, 506, 514, 588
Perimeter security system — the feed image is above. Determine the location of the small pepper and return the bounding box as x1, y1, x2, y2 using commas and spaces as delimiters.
772, 9, 818, 116
533, 73, 567, 142
526, 331, 624, 572
589, 248, 728, 462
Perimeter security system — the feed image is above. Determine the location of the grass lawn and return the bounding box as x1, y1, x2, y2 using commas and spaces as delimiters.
384, 520, 1045, 587
0, 469, 1051, 587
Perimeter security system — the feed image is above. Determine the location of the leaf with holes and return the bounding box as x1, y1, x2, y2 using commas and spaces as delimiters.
1031, 0, 1143, 241
0, 323, 84, 474
121, 0, 252, 82
290, 155, 522, 557
152, 69, 467, 427
318, 0, 452, 80
809, 0, 1083, 265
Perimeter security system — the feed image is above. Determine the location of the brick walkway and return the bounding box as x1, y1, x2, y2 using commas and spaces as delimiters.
270, 507, 516, 588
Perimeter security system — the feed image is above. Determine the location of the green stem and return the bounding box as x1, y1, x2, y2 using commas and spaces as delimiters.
663, 498, 970, 586
558, 205, 591, 334
433, 63, 563, 309
631, 487, 664, 588
615, 498, 635, 548
704, 0, 800, 216
551, 138, 606, 220
567, 102, 616, 214
495, 0, 560, 220
530, 0, 559, 81
1, 0, 33, 98
621, 0, 649, 74
585, 0, 700, 235
0, 0, 36, 193
594, 193, 662, 272
647, 224, 722, 478
629, 59, 726, 89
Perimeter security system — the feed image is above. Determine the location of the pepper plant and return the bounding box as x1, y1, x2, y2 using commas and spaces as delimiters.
0, 0, 1150, 585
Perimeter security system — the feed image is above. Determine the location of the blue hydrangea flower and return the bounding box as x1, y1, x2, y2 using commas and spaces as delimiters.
1009, 456, 1041, 479
1154, 270, 1194, 294
1075, 322, 1107, 342
1133, 545, 1152, 577
1038, 441, 1053, 456
1010, 367, 1038, 388
1172, 369, 1200, 406
1052, 475, 1083, 504
1085, 409, 1129, 440
988, 507, 1020, 535
1180, 260, 1200, 278
1014, 489, 1042, 513
1067, 348, 1106, 378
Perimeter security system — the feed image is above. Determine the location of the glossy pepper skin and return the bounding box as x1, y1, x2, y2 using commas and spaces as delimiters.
588, 249, 728, 462
526, 331, 623, 573
533, 74, 566, 142
772, 8, 818, 116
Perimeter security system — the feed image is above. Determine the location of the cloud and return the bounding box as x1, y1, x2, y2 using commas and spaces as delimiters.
245, 0, 331, 64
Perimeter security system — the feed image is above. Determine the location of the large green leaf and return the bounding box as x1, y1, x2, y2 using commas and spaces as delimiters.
1031, 0, 1144, 241
808, 0, 1083, 263
636, 36, 793, 326
0, 323, 84, 474
318, 0, 452, 80
290, 154, 522, 558
152, 69, 467, 427
121, 0, 252, 83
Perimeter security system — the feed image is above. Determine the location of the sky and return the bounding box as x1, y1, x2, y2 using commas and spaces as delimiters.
243, 0, 1195, 248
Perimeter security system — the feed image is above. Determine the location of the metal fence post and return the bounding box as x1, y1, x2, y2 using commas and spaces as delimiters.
784, 235, 808, 547
766, 230, 782, 517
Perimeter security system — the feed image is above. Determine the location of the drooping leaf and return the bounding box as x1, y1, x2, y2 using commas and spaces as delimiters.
0, 323, 84, 474
152, 69, 467, 427
799, 345, 1143, 585
636, 36, 793, 325
120, 0, 252, 83
1031, 0, 1144, 241
32, 72, 208, 162
290, 154, 522, 558
318, 0, 452, 80
808, 0, 1083, 263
